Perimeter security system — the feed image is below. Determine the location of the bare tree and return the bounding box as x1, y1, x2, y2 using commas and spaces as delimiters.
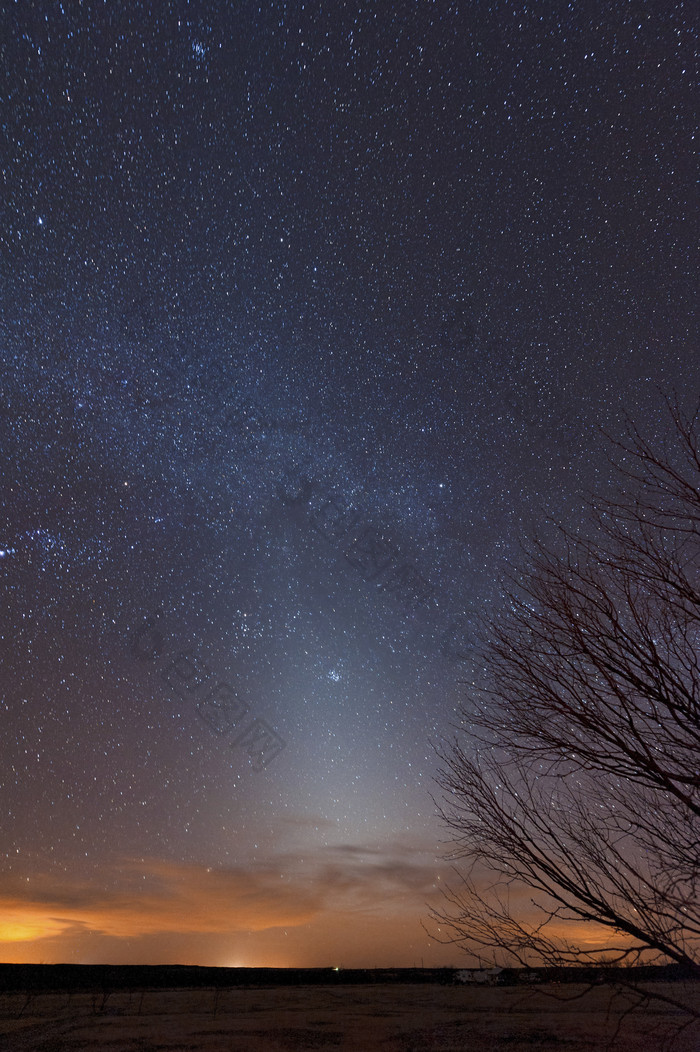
432, 397, 700, 977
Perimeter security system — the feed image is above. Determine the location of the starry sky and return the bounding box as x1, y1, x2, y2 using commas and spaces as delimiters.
1, 0, 697, 968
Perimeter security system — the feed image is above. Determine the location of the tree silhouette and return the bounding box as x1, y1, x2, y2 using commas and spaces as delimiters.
432, 397, 700, 979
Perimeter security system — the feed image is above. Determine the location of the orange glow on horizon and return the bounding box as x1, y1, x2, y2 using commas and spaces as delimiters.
0, 856, 639, 969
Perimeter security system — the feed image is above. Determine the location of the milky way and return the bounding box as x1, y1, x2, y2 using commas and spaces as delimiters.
1, 1, 697, 967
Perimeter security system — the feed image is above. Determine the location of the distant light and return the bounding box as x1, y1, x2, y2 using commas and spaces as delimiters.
37, 217, 44, 226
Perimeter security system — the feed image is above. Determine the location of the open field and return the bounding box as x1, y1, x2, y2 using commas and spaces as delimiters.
0, 982, 697, 1051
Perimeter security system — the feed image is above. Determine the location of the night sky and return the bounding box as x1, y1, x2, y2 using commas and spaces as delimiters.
1, 1, 697, 967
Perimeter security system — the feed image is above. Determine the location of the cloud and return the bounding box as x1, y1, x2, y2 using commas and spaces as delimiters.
0, 845, 627, 967
0, 844, 446, 951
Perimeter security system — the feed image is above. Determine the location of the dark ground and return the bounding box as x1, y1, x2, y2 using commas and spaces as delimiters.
0, 966, 697, 1051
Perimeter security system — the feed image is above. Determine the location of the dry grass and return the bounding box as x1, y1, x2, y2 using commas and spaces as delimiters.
0, 981, 697, 1051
